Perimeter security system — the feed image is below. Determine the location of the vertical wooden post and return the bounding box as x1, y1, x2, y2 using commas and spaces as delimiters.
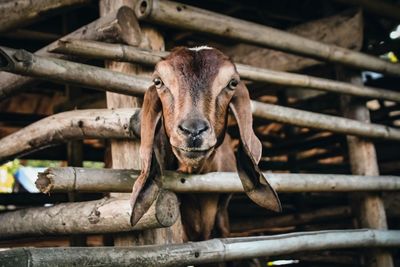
338, 68, 393, 267
100, 0, 183, 246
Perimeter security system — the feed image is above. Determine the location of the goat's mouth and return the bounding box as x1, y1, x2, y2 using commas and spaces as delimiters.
172, 145, 214, 159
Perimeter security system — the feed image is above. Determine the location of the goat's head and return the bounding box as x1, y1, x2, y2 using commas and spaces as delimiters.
130, 47, 281, 226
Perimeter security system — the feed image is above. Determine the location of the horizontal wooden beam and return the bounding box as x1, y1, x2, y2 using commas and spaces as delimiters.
0, 0, 90, 33
51, 39, 400, 103
1, 47, 400, 147
135, 0, 400, 76
0, 47, 149, 96
0, 6, 139, 101
0, 191, 179, 240
36, 167, 400, 193
0, 229, 399, 266
0, 109, 140, 164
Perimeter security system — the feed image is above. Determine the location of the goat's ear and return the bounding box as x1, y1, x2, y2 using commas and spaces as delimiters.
229, 82, 282, 212
130, 85, 162, 226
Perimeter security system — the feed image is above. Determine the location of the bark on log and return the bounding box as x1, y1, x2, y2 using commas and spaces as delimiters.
0, 191, 179, 240
224, 9, 363, 72
135, 0, 400, 76
0, 229, 399, 267
0, 0, 90, 33
35, 167, 400, 193
0, 6, 139, 100
51, 39, 400, 102
0, 108, 140, 164
339, 69, 394, 266
0, 47, 149, 97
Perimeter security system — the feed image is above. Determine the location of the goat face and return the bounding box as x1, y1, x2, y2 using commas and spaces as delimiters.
152, 47, 238, 168
130, 46, 281, 227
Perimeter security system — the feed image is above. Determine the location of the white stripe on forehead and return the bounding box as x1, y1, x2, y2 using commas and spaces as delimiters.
188, 46, 213, 52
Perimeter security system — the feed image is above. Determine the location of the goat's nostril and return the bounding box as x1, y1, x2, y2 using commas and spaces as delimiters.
178, 119, 209, 137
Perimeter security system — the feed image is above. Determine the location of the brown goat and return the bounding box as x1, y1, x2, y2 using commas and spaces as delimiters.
130, 46, 281, 240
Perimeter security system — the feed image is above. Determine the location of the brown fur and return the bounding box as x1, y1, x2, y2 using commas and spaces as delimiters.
130, 47, 281, 240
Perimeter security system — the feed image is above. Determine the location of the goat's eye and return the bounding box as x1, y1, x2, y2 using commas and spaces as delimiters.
153, 78, 163, 89
228, 79, 238, 90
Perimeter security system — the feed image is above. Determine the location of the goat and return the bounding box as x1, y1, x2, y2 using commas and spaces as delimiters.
130, 46, 281, 240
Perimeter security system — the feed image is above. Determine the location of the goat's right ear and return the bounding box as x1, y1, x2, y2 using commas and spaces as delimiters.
130, 85, 162, 226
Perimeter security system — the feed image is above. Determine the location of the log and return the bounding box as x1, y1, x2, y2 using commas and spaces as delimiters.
0, 191, 179, 240
0, 229, 399, 266
0, 6, 139, 100
251, 101, 400, 141
135, 0, 400, 76
223, 9, 363, 72
0, 108, 140, 164
51, 39, 400, 103
0, 0, 90, 33
35, 167, 400, 193
2, 47, 400, 143
230, 206, 352, 233
0, 47, 149, 97
339, 69, 394, 266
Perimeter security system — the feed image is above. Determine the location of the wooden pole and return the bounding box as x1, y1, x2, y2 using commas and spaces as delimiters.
134, 0, 400, 76
50, 39, 400, 103
0, 6, 139, 100
0, 191, 179, 240
0, 108, 140, 164
99, 0, 183, 247
0, 229, 399, 266
0, 47, 149, 97
0, 0, 90, 33
339, 68, 394, 267
35, 167, 400, 193
2, 48, 400, 144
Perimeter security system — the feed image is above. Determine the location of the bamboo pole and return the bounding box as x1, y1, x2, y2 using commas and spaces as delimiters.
2, 47, 400, 144
0, 0, 90, 33
0, 6, 139, 100
0, 108, 140, 164
0, 229, 399, 266
35, 167, 400, 193
0, 191, 179, 240
50, 39, 400, 103
134, 0, 400, 77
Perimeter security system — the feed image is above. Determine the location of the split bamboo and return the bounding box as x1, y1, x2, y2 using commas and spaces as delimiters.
0, 6, 138, 100
0, 191, 179, 240
0, 109, 140, 164
35, 167, 400, 193
51, 39, 400, 102
134, 0, 400, 76
0, 229, 399, 266
0, 0, 90, 33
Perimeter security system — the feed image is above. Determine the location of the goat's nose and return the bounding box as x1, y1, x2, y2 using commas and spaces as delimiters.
178, 119, 209, 137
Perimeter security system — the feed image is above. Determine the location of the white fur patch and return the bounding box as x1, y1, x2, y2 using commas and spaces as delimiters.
188, 46, 213, 52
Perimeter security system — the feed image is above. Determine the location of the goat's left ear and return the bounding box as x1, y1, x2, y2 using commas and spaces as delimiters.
229, 82, 282, 212
130, 85, 163, 226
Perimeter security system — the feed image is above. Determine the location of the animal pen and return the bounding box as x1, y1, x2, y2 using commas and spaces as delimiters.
0, 0, 400, 266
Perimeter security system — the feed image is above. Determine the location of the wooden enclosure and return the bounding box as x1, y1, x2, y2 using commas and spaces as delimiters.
0, 0, 400, 266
